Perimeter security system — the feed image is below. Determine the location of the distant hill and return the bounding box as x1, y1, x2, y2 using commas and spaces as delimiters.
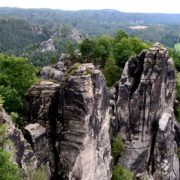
0, 17, 80, 66
1, 7, 180, 36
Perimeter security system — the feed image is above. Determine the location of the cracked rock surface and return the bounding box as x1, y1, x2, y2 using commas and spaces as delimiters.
115, 43, 179, 180
24, 64, 112, 179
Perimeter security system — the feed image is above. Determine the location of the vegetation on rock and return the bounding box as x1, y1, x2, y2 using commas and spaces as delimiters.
0, 124, 22, 180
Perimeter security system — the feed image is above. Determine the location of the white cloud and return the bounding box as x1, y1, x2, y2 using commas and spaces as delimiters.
0, 0, 180, 13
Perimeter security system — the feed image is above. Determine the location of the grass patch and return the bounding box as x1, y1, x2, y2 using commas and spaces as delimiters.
68, 63, 80, 73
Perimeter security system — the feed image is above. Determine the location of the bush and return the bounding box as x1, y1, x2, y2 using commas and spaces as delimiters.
10, 112, 24, 128
112, 163, 134, 180
111, 134, 125, 162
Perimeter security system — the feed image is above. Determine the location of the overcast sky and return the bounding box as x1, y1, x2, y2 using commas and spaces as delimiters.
0, 0, 180, 14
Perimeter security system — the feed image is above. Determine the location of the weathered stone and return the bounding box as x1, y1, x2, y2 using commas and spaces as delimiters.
70, 28, 83, 43
39, 66, 64, 82
0, 107, 38, 173
58, 63, 112, 179
24, 64, 112, 179
115, 43, 178, 179
40, 39, 56, 52
24, 81, 60, 177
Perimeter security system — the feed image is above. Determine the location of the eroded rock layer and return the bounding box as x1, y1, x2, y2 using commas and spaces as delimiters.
0, 107, 38, 173
115, 43, 178, 179
24, 64, 112, 180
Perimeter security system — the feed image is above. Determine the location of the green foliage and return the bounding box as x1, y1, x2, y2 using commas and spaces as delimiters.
79, 38, 98, 61
0, 95, 4, 104
68, 63, 80, 73
0, 124, 22, 180
49, 56, 58, 65
114, 36, 151, 69
174, 43, 180, 51
175, 73, 180, 123
112, 163, 134, 180
28, 165, 49, 180
167, 47, 180, 71
0, 54, 38, 97
0, 124, 9, 148
0, 86, 23, 113
10, 112, 24, 129
111, 134, 125, 162
97, 35, 114, 67
104, 54, 120, 87
115, 30, 128, 42
0, 54, 38, 127
66, 43, 75, 60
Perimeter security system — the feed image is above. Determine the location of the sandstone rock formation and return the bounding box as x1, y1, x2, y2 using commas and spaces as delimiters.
0, 106, 38, 173
114, 43, 179, 180
40, 39, 56, 52
2, 42, 180, 180
38, 58, 72, 82
70, 28, 83, 43
24, 64, 112, 179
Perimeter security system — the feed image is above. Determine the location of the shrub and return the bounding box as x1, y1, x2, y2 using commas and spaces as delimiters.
112, 163, 134, 180
10, 112, 24, 128
68, 63, 80, 73
111, 134, 125, 162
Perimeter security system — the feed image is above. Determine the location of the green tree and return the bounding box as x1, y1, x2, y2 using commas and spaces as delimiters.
114, 37, 151, 69
114, 38, 134, 69
49, 56, 57, 65
78, 38, 98, 62
0, 54, 38, 97
115, 30, 128, 42
0, 54, 38, 127
66, 43, 75, 60
0, 86, 23, 113
104, 54, 120, 87
97, 35, 114, 67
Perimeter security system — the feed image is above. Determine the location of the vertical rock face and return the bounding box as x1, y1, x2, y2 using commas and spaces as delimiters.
58, 64, 112, 179
115, 43, 178, 179
24, 81, 60, 176
0, 106, 38, 173
24, 64, 112, 179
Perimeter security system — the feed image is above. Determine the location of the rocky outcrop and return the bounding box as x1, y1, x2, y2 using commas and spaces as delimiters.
114, 43, 178, 179
24, 64, 112, 179
3, 42, 179, 180
58, 64, 112, 179
24, 81, 60, 177
39, 59, 72, 82
40, 39, 56, 52
0, 106, 38, 173
70, 28, 83, 43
